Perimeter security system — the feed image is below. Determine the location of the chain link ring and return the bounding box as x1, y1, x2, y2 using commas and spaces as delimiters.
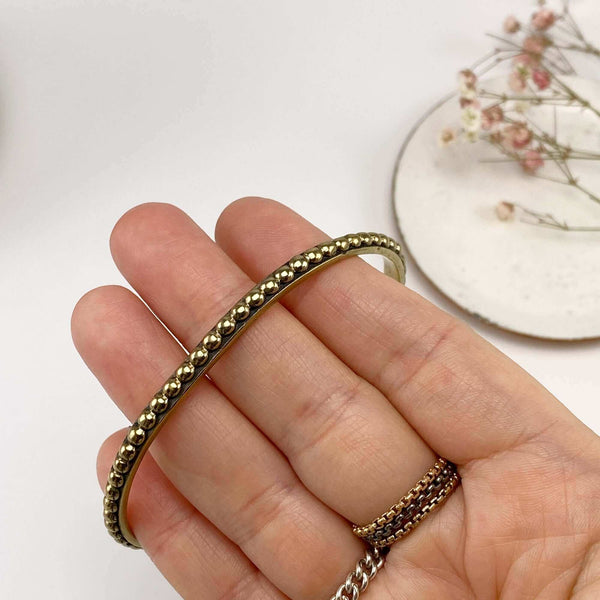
329, 458, 460, 598
353, 457, 460, 548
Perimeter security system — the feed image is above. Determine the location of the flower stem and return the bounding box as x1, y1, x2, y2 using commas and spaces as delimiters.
513, 202, 600, 231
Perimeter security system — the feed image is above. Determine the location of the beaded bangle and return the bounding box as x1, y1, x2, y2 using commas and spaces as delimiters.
102, 232, 406, 548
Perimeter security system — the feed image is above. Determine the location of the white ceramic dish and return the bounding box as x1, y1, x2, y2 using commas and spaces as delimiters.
393, 76, 600, 340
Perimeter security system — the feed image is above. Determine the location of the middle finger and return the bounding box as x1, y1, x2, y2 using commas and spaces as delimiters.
110, 203, 435, 525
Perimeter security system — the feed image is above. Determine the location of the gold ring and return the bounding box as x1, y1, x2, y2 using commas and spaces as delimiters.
102, 232, 406, 548
352, 457, 460, 548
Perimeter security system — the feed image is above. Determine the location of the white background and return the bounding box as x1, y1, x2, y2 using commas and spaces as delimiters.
0, 1, 598, 598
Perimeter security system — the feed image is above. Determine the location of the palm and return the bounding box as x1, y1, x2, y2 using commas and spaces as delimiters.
380, 447, 600, 598
72, 198, 600, 599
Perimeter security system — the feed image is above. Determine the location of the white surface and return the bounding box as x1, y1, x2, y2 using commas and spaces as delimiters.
394, 76, 600, 340
0, 1, 598, 598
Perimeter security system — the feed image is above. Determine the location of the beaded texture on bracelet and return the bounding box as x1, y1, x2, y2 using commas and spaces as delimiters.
102, 232, 406, 548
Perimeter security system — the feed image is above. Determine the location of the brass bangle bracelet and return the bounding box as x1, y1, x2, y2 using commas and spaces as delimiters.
102, 232, 406, 548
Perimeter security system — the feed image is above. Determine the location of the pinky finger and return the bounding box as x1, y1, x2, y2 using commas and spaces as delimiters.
98, 430, 288, 600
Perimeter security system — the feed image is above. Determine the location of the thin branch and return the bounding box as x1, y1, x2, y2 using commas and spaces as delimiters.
514, 203, 600, 231
548, 74, 600, 119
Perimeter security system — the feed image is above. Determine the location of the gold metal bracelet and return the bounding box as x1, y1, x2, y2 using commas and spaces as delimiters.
102, 232, 406, 548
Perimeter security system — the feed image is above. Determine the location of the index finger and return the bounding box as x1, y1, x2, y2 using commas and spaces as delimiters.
215, 197, 575, 463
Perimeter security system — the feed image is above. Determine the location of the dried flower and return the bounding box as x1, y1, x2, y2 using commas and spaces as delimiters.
502, 123, 533, 150
458, 69, 477, 89
514, 100, 531, 114
445, 3, 600, 227
532, 8, 555, 31
513, 53, 537, 72
461, 106, 482, 135
521, 149, 544, 173
458, 69, 477, 99
495, 201, 515, 221
514, 126, 532, 149
523, 35, 547, 57
463, 130, 479, 143
532, 69, 551, 90
489, 130, 504, 145
503, 123, 532, 149
481, 105, 504, 130
503, 15, 520, 34
459, 97, 481, 109
438, 127, 457, 147
508, 70, 527, 93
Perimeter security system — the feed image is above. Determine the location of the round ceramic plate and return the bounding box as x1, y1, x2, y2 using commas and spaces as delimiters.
393, 76, 600, 340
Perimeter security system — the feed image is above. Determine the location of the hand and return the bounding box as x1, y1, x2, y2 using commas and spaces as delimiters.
72, 199, 600, 599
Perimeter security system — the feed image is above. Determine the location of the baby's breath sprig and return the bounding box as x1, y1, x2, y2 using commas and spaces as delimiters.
441, 0, 600, 232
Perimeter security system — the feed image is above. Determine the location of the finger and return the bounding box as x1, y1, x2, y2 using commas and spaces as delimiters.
72, 285, 364, 599
97, 430, 286, 600
107, 203, 436, 526
214, 197, 573, 463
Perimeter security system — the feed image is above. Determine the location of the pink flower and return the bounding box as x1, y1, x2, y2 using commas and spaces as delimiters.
512, 125, 532, 149
458, 69, 477, 89
509, 71, 527, 93
486, 105, 504, 122
532, 69, 551, 90
495, 201, 515, 221
481, 113, 493, 131
512, 53, 537, 69
438, 127, 457, 147
481, 105, 504, 130
504, 124, 532, 149
521, 149, 544, 173
532, 9, 555, 31
458, 69, 478, 100
523, 35, 547, 57
459, 97, 481, 109
503, 15, 520, 34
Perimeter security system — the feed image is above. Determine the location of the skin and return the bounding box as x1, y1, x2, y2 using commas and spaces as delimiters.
71, 198, 600, 599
